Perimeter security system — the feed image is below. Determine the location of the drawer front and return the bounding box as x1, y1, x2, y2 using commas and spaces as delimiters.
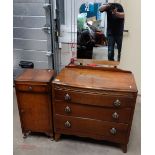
55, 115, 128, 143
54, 89, 134, 108
16, 84, 49, 93
54, 101, 131, 123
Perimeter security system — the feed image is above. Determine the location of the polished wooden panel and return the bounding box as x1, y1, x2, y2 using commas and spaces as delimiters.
54, 101, 131, 123
53, 68, 137, 92
55, 114, 128, 144
15, 69, 54, 139
54, 89, 134, 108
15, 69, 55, 83
52, 67, 138, 152
18, 92, 52, 132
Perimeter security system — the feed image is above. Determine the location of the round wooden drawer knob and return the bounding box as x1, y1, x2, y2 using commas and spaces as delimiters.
28, 86, 32, 91
21, 109, 24, 113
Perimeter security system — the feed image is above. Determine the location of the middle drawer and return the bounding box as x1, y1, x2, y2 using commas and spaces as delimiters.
54, 101, 131, 123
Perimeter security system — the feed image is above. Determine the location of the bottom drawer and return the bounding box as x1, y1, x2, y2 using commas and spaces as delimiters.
55, 115, 128, 143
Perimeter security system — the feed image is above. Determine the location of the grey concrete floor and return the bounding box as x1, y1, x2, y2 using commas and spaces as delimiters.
13, 90, 141, 155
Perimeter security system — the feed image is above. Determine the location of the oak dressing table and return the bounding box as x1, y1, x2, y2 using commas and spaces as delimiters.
52, 65, 137, 153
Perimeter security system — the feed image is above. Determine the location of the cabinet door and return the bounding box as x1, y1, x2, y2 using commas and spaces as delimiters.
17, 92, 52, 132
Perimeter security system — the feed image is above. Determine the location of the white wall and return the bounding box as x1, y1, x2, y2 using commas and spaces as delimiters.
119, 0, 141, 93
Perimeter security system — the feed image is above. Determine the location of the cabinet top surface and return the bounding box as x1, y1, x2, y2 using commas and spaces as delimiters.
15, 69, 54, 83
53, 68, 137, 92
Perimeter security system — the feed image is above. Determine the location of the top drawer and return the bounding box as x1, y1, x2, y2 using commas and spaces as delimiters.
15, 84, 49, 93
54, 87, 135, 108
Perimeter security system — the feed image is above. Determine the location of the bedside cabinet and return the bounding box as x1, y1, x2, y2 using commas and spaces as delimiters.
52, 67, 137, 153
15, 69, 54, 139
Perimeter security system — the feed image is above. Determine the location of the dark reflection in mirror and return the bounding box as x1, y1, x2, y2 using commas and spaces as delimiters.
77, 1, 125, 61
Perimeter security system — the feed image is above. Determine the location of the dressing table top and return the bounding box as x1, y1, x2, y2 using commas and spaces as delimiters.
53, 67, 137, 92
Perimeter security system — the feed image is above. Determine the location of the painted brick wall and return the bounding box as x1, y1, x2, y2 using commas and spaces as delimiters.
13, 0, 49, 79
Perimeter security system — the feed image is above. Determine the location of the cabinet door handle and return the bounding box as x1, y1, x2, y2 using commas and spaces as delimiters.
113, 99, 121, 107
64, 93, 71, 101
110, 128, 117, 135
64, 106, 71, 114
64, 121, 71, 128
112, 112, 119, 119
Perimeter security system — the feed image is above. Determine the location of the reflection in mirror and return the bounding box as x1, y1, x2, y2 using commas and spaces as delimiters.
77, 0, 125, 62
